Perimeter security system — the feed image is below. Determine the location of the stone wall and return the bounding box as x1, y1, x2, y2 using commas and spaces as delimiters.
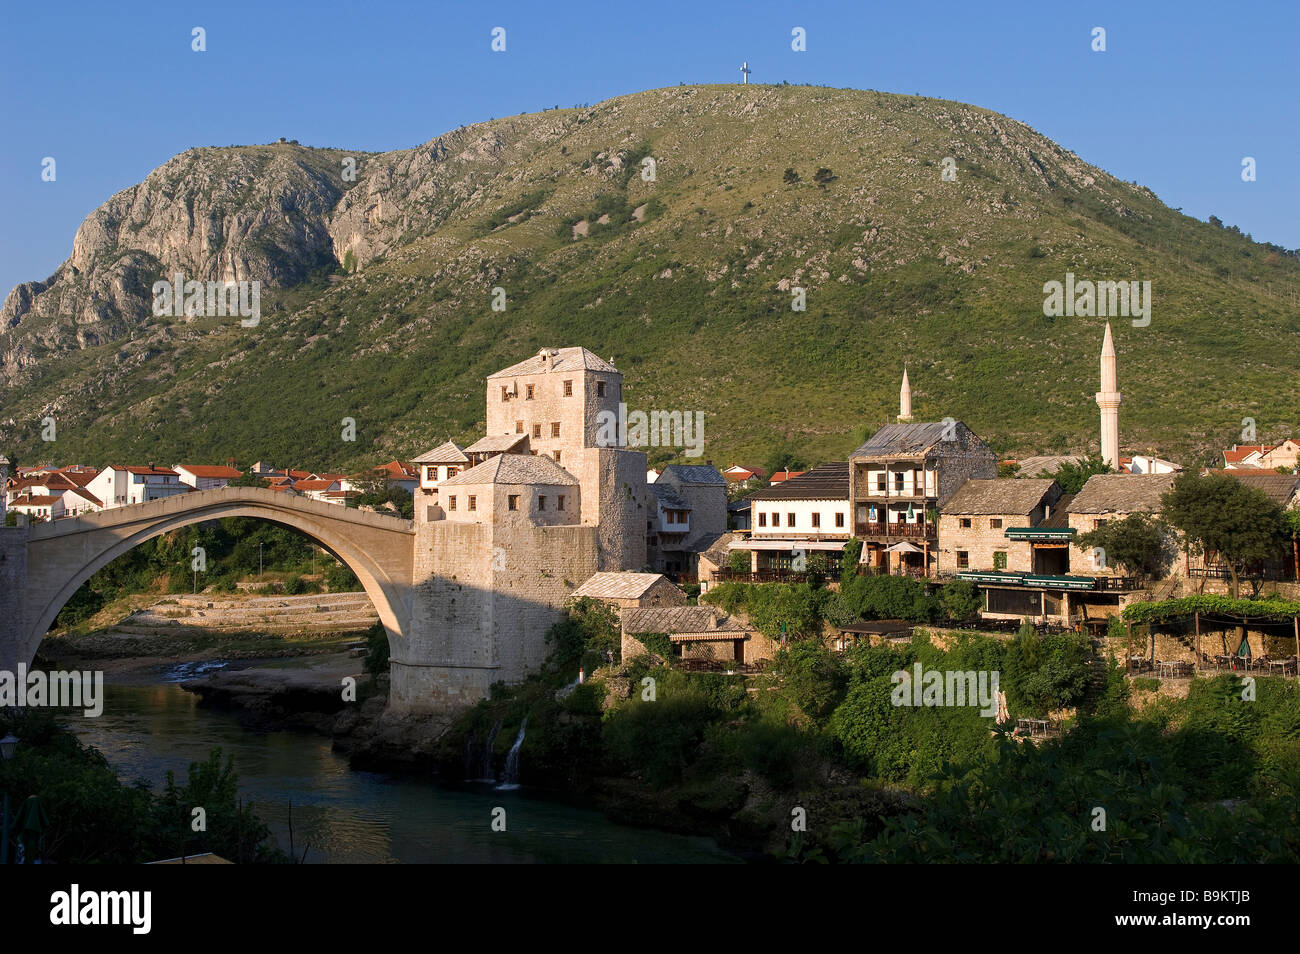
573, 446, 648, 571
937, 514, 1035, 573
658, 470, 727, 548
0, 525, 29, 673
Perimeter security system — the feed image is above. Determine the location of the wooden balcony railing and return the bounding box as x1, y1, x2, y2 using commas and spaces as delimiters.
713, 569, 810, 584
854, 522, 935, 538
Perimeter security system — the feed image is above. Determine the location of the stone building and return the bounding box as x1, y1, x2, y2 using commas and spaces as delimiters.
1066, 473, 1178, 576
937, 478, 1063, 575
744, 462, 851, 574
848, 410, 997, 577
655, 465, 727, 547
620, 605, 776, 665
570, 571, 686, 612
645, 464, 727, 577
411, 441, 468, 519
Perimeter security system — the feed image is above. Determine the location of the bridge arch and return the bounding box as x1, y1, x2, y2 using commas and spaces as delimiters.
18, 487, 415, 669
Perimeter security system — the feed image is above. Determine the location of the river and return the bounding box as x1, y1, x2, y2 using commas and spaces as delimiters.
64, 674, 737, 864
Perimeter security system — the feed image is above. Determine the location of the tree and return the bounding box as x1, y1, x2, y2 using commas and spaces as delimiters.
227, 470, 268, 488
939, 579, 983, 623
813, 167, 836, 187
1161, 472, 1288, 597
1036, 454, 1112, 494
997, 462, 1021, 478
1076, 512, 1168, 578
783, 167, 800, 185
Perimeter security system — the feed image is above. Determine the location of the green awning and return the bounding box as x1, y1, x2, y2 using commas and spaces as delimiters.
1005, 527, 1076, 541
1023, 574, 1100, 590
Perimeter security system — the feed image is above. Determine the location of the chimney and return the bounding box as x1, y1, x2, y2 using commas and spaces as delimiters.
538, 348, 551, 370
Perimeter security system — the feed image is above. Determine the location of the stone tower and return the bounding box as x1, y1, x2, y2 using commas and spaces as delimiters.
898, 368, 913, 422
1095, 322, 1122, 469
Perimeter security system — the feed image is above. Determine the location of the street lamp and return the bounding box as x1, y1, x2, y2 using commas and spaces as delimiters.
0, 734, 18, 761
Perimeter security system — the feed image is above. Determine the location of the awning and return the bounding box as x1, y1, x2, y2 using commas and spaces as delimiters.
727, 539, 847, 551
882, 541, 923, 553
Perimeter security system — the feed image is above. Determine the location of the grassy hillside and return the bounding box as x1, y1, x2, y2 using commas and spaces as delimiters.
3, 84, 1299, 473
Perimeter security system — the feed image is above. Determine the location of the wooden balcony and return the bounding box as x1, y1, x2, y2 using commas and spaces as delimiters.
854, 522, 935, 539
713, 568, 810, 584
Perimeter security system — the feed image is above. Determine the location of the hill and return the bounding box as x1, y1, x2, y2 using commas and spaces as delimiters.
3, 84, 1299, 473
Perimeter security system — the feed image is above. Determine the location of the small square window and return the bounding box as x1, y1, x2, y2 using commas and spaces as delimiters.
990, 517, 1003, 529
759, 513, 767, 527
500, 386, 508, 402
876, 475, 886, 492
553, 450, 562, 463
771, 512, 780, 527
468, 495, 477, 511
538, 495, 547, 510
957, 551, 969, 568
515, 421, 524, 434
835, 512, 845, 528
551, 422, 560, 437
526, 384, 535, 400
508, 495, 519, 510
811, 512, 821, 528
533, 424, 542, 439
563, 380, 573, 397
448, 496, 457, 511
959, 517, 972, 529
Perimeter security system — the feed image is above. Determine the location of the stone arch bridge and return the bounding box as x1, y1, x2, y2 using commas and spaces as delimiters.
0, 488, 424, 709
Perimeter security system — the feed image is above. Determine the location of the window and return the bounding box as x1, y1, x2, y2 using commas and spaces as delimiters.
788, 513, 796, 527
447, 466, 459, 478
425, 467, 436, 481
508, 495, 519, 511
771, 512, 780, 527
990, 517, 1003, 529
835, 512, 845, 528
500, 386, 508, 402
811, 512, 821, 528
596, 381, 606, 397
515, 421, 524, 434
894, 472, 905, 491
563, 380, 572, 396
759, 513, 767, 527
526, 384, 535, 400
538, 495, 547, 510
914, 469, 923, 494
533, 423, 542, 439
468, 495, 477, 511
557, 495, 566, 511
876, 474, 886, 492
993, 551, 1007, 570
959, 517, 972, 529
553, 450, 561, 463
551, 422, 560, 437
1094, 518, 1108, 530
448, 496, 457, 511
957, 551, 969, 569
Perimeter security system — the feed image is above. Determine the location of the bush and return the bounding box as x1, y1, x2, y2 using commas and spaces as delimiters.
325, 561, 360, 591
772, 641, 847, 724
363, 622, 389, 676
939, 579, 982, 623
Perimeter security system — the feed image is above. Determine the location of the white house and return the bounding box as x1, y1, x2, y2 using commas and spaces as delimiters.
173, 464, 243, 490
10, 494, 65, 521
738, 462, 851, 574
85, 466, 191, 509
411, 442, 469, 496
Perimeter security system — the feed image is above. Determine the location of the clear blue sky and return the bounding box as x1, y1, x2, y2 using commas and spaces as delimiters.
2, 0, 1296, 298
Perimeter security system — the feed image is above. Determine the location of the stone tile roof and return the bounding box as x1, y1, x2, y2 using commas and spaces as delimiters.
660, 464, 726, 486
622, 606, 749, 634
1209, 470, 1300, 507
441, 453, 578, 487
1038, 493, 1075, 529
1067, 474, 1175, 515
464, 433, 529, 455
750, 462, 848, 501
411, 441, 469, 464
651, 483, 691, 509
695, 531, 740, 566
943, 478, 1059, 515
487, 347, 618, 378
572, 572, 671, 600
1016, 455, 1082, 476
850, 421, 971, 458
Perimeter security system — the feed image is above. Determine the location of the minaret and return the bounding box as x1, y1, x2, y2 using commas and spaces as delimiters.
898, 368, 913, 422
1096, 322, 1122, 468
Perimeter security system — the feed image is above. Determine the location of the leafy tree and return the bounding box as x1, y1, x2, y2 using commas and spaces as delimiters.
1161, 472, 1288, 596
840, 538, 863, 583
813, 167, 836, 186
782, 167, 800, 185
772, 640, 847, 723
1036, 454, 1112, 494
727, 548, 751, 573
939, 579, 982, 623
1076, 512, 1168, 578
227, 470, 269, 488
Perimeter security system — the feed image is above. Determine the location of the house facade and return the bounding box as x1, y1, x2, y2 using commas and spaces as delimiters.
742, 462, 851, 575
937, 478, 1063, 576
173, 464, 242, 490
84, 466, 191, 509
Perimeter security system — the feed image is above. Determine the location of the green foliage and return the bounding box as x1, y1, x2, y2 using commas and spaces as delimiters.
601, 670, 732, 786
839, 538, 862, 583
545, 597, 622, 670
838, 573, 938, 622
325, 559, 360, 591
771, 640, 848, 723
702, 582, 823, 638
633, 631, 673, 661
1161, 471, 1288, 594
1034, 454, 1112, 493
938, 579, 982, 623
363, 621, 390, 676
1123, 593, 1300, 623
1076, 512, 1168, 577
727, 549, 751, 573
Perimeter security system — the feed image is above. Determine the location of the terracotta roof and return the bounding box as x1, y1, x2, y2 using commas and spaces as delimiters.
292, 479, 338, 491
622, 606, 749, 635
441, 453, 578, 487
15, 495, 61, 505
412, 441, 469, 465
123, 466, 179, 477
660, 464, 727, 486
487, 347, 618, 378
65, 487, 103, 506
1225, 445, 1266, 463
175, 465, 242, 479
769, 469, 806, 484
572, 572, 672, 600
943, 478, 1059, 516
377, 461, 417, 479
724, 465, 767, 479
751, 462, 848, 501
464, 433, 529, 454
1067, 474, 1175, 515
57, 467, 99, 486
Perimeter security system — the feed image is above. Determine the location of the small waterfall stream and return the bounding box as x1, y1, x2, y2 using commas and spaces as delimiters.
496, 718, 528, 790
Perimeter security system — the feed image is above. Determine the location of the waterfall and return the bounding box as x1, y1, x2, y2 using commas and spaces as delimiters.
496, 718, 527, 790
